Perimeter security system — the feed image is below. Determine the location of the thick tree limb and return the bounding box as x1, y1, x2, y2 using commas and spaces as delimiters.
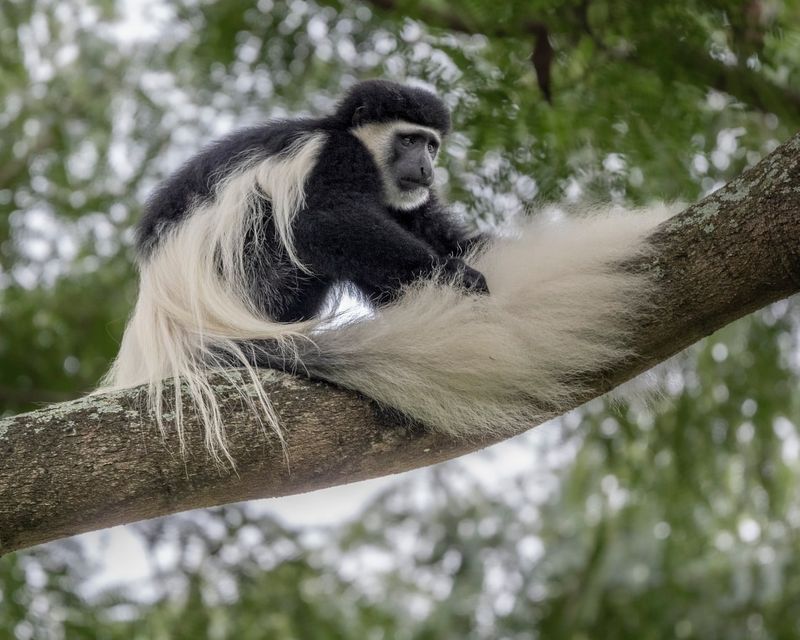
1, 133, 799, 556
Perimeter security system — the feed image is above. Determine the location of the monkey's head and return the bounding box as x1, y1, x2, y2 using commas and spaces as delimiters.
340, 80, 451, 211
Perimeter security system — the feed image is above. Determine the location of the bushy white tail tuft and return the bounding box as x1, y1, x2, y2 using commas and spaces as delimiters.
305, 205, 670, 437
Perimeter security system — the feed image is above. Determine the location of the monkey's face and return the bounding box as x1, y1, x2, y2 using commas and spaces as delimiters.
390, 129, 439, 192
352, 120, 443, 211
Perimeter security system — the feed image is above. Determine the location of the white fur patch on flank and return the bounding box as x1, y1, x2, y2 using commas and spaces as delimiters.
351, 120, 440, 211
100, 132, 326, 465
250, 131, 327, 270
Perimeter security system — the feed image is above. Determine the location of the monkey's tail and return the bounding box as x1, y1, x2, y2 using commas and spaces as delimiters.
101, 204, 669, 464
284, 205, 669, 438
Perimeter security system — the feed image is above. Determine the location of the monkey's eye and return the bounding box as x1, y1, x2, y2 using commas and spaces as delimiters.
427, 142, 438, 154
400, 136, 413, 147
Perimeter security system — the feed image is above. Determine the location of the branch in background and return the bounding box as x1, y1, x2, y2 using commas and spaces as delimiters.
628, 37, 800, 124
530, 22, 553, 103
364, 0, 800, 120
1, 131, 799, 556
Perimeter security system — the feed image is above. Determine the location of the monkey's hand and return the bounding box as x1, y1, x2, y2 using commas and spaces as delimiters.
442, 257, 490, 295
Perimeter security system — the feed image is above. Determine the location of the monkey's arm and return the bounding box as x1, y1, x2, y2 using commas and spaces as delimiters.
293, 201, 488, 301
399, 198, 489, 258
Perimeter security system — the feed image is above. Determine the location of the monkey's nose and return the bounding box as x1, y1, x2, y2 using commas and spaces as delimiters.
420, 166, 433, 185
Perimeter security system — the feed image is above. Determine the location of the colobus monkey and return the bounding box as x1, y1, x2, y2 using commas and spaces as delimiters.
103, 80, 665, 463
137, 80, 488, 320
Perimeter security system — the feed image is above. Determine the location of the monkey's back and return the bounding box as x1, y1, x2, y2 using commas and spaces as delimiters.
135, 118, 326, 258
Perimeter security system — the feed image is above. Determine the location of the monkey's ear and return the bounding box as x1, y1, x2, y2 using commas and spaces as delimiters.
352, 105, 367, 126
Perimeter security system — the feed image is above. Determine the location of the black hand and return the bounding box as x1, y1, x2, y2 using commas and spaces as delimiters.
443, 258, 490, 295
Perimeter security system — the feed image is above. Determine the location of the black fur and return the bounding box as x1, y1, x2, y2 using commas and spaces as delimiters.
136, 119, 318, 257
137, 80, 486, 323
334, 79, 451, 133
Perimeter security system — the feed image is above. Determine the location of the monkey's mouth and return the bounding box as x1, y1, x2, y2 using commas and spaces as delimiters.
397, 178, 429, 191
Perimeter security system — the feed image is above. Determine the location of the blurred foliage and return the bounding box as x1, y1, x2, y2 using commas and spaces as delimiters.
2, 0, 800, 637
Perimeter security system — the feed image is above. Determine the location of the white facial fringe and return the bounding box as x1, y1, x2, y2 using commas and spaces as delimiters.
351, 120, 438, 211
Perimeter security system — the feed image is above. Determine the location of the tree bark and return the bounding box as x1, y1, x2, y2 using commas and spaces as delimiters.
1, 132, 799, 557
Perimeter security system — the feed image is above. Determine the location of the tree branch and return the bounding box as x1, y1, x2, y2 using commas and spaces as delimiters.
628, 37, 800, 125
362, 0, 800, 122
1, 132, 799, 557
